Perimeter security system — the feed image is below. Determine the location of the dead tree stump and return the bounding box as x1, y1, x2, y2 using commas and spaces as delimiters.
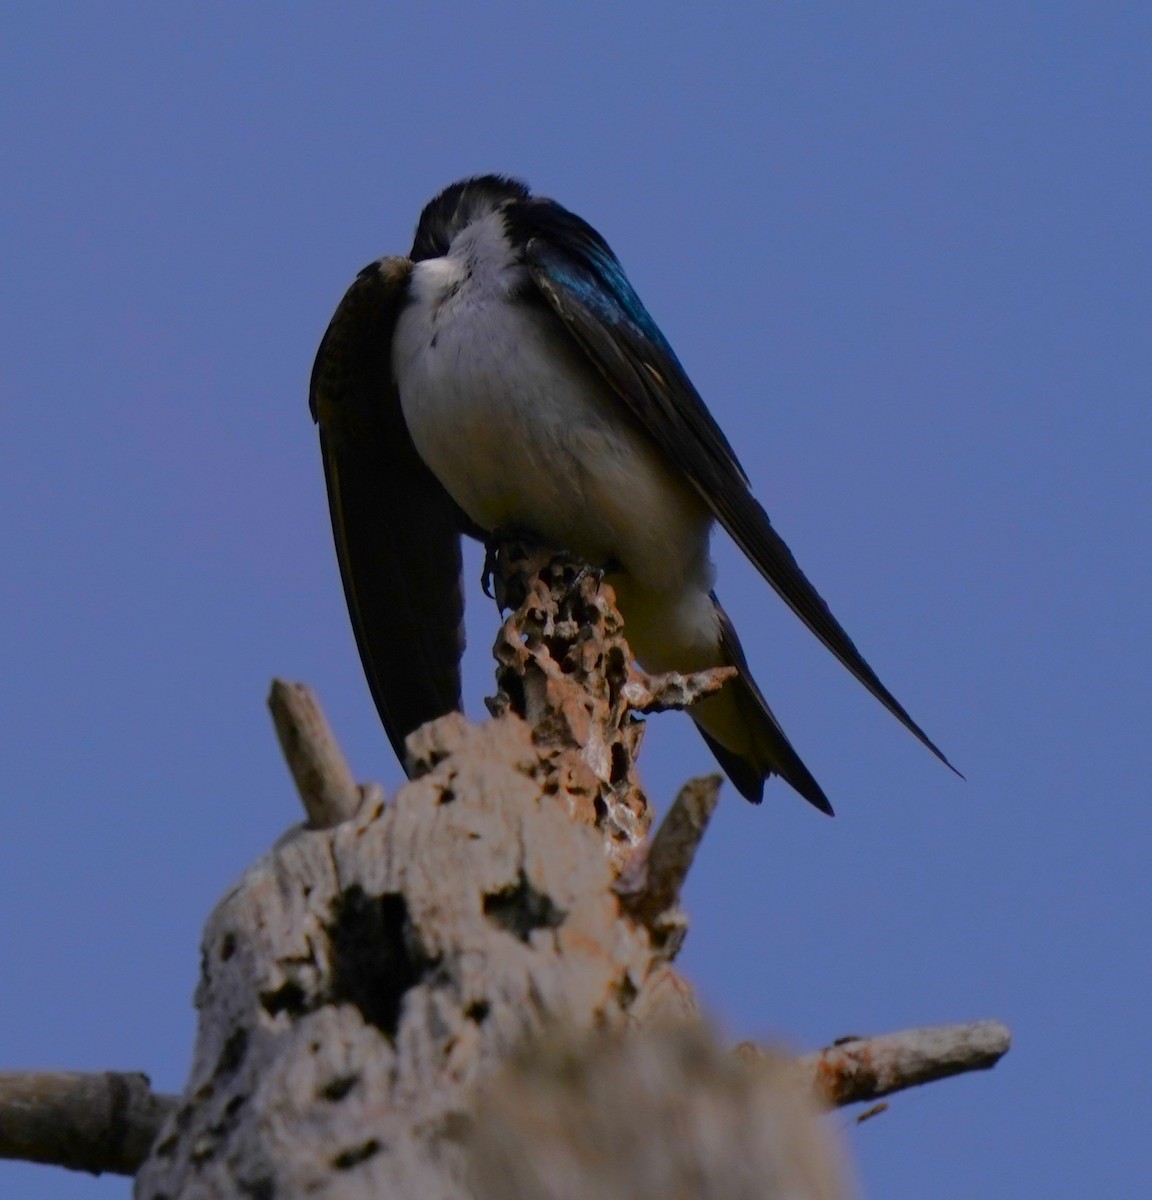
0, 547, 1001, 1198
132, 550, 848, 1199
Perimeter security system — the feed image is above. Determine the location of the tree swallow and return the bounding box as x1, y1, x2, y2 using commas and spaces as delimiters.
310, 175, 955, 814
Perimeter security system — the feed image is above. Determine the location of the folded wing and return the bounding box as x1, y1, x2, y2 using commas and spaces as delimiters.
516, 199, 955, 772
310, 257, 467, 767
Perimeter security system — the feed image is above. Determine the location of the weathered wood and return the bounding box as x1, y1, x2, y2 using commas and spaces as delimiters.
615, 774, 723, 958
486, 544, 654, 867
134, 555, 839, 1198
134, 714, 690, 1199
791, 1019, 1013, 1106
0, 1018, 1013, 1180
0, 545, 1011, 1193
468, 1025, 847, 1200
267, 679, 362, 828
0, 1070, 175, 1176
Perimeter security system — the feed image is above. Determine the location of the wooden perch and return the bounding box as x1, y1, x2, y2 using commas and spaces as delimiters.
133, 709, 704, 1198
2, 546, 1011, 1194
485, 543, 654, 866
615, 773, 722, 957
793, 1019, 1012, 1106
468, 1024, 846, 1200
0, 1070, 175, 1176
267, 678, 362, 828
0, 1019, 1011, 1181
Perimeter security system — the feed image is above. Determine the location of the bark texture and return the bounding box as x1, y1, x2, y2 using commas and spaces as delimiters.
468, 1025, 847, 1200
134, 552, 850, 1199
0, 1018, 1011, 1182
0, 1071, 174, 1176
134, 714, 722, 1199
0, 549, 1009, 1195
484, 544, 729, 868
794, 1019, 1013, 1106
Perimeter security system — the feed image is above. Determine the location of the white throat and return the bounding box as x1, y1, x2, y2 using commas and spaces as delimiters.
393, 204, 712, 599
407, 209, 522, 311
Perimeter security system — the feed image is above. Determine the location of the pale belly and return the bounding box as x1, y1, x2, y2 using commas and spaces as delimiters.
393, 289, 713, 595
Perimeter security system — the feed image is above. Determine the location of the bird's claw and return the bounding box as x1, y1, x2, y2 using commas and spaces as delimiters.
481, 540, 500, 600
572, 561, 606, 590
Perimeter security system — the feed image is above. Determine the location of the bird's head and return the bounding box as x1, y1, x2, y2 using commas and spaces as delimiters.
410, 175, 531, 262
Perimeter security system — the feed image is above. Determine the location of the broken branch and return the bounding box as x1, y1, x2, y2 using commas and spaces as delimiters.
268, 678, 362, 827
737, 1020, 1012, 1109
0, 1070, 176, 1176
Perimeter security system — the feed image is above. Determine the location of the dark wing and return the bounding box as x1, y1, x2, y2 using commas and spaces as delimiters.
515, 199, 957, 773
310, 257, 466, 767
707, 594, 834, 814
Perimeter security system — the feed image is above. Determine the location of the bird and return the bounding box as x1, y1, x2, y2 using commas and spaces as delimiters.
310, 174, 955, 814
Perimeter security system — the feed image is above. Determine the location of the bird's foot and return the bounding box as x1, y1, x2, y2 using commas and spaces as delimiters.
481, 527, 547, 610
571, 558, 619, 592
481, 540, 500, 600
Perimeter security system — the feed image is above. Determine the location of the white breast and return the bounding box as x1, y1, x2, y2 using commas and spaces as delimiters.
392, 211, 713, 594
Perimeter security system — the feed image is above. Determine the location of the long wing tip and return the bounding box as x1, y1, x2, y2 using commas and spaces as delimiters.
698, 723, 836, 816
936, 744, 964, 782
804, 786, 836, 817
908, 723, 964, 781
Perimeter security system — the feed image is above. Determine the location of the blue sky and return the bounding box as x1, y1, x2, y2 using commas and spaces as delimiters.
1, 4, 1148, 1196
